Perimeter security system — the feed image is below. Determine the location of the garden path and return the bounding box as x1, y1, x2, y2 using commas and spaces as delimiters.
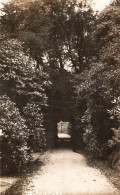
23, 148, 119, 195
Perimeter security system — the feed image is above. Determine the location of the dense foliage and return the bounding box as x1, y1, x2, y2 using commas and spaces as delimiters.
23, 103, 46, 152
71, 0, 120, 157
0, 36, 49, 174
0, 95, 30, 174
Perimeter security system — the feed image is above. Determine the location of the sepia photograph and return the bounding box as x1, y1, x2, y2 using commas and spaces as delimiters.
0, 0, 120, 194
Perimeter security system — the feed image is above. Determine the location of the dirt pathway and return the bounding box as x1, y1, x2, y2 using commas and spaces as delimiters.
23, 149, 118, 195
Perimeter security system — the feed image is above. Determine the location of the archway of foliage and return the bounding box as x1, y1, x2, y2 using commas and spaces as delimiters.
0, 0, 120, 175
44, 68, 74, 148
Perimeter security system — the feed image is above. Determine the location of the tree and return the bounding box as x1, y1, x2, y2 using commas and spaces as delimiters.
0, 0, 52, 69
0, 0, 96, 73
46, 0, 96, 72
71, 0, 120, 157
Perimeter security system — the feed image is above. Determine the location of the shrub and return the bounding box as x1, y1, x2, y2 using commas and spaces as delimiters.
0, 37, 49, 153
108, 96, 120, 148
23, 103, 46, 152
71, 64, 114, 158
0, 95, 31, 175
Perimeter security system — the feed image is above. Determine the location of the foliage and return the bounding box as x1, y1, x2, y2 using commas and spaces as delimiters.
0, 0, 96, 72
71, 64, 114, 156
94, 1, 120, 151
23, 103, 46, 152
0, 95, 31, 175
71, 1, 120, 157
108, 96, 120, 148
0, 36, 50, 174
0, 36, 49, 105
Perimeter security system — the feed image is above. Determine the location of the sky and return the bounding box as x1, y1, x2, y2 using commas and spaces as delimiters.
92, 0, 112, 12
0, 0, 112, 11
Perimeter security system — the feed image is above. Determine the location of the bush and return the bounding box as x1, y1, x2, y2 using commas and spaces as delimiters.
0, 37, 49, 153
108, 96, 120, 148
0, 95, 31, 175
71, 63, 114, 158
82, 107, 99, 156
23, 103, 46, 152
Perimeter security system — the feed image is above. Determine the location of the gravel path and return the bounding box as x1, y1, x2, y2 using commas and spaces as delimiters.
23, 148, 119, 195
